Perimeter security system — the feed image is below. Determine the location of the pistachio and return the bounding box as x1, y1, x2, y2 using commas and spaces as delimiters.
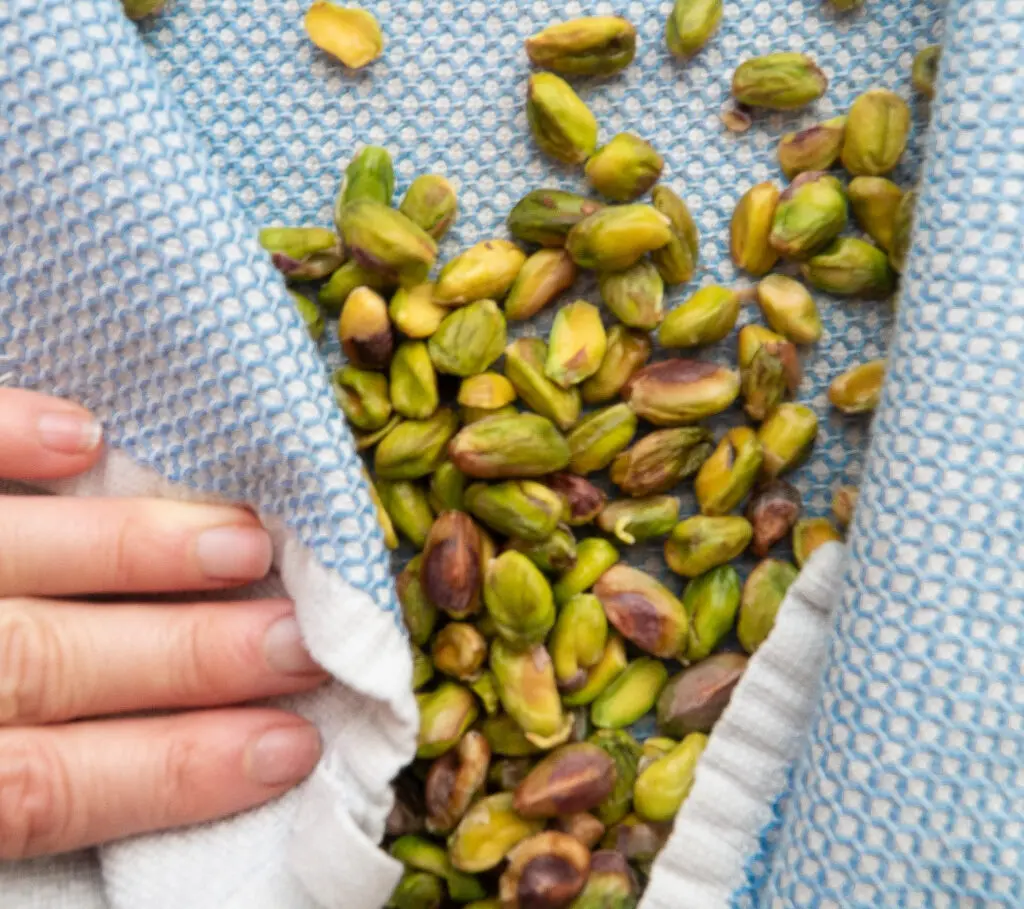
720, 104, 753, 133
507, 525, 578, 576
567, 404, 638, 475
567, 205, 673, 272
483, 551, 557, 648
319, 260, 392, 314
585, 134, 664, 203
378, 480, 435, 548
421, 511, 483, 619
633, 733, 708, 823
387, 871, 443, 909
304, 1, 383, 69
423, 730, 491, 835
553, 537, 620, 606
367, 473, 399, 549
827, 0, 864, 9
841, 88, 911, 177
389, 283, 449, 339
338, 145, 395, 211
550, 594, 609, 693
581, 325, 652, 405
505, 337, 582, 431
597, 496, 680, 545
456, 374, 515, 415
658, 285, 741, 348
498, 832, 591, 909
598, 261, 665, 331
435, 240, 526, 307
609, 427, 714, 497
600, 814, 670, 871
553, 813, 607, 850
737, 558, 798, 653
741, 339, 802, 422
490, 758, 535, 792
745, 479, 803, 556
122, 0, 166, 18
731, 53, 828, 110
290, 291, 325, 340
507, 190, 605, 248
738, 325, 800, 374
650, 185, 700, 285
448, 793, 545, 873
912, 45, 940, 99
832, 485, 858, 527
777, 116, 845, 180
334, 366, 392, 431
847, 177, 904, 253
570, 850, 637, 909
682, 565, 741, 661
469, 670, 501, 717
756, 275, 823, 343
591, 658, 669, 729
526, 73, 599, 165
546, 301, 608, 388
491, 640, 570, 748
562, 635, 629, 708
339, 286, 394, 369
338, 200, 438, 286
390, 835, 486, 904
411, 644, 435, 691
259, 225, 346, 281
505, 250, 577, 322
428, 300, 507, 377
664, 515, 753, 577
375, 408, 459, 480
665, 0, 723, 58
657, 652, 748, 736
354, 413, 401, 452
586, 730, 642, 827
417, 682, 479, 759
757, 402, 819, 477
482, 714, 543, 757
829, 359, 886, 413
888, 188, 916, 274
695, 427, 764, 516
594, 564, 689, 659
513, 744, 617, 818
546, 473, 606, 526
792, 517, 843, 567
525, 16, 637, 76
730, 182, 781, 275
769, 171, 848, 260
389, 341, 439, 420
429, 462, 467, 513
624, 360, 741, 426
801, 237, 896, 297
388, 771, 427, 837
432, 623, 488, 681
449, 412, 572, 479
399, 175, 458, 241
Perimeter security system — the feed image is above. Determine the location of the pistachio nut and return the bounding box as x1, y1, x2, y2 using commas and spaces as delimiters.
777, 116, 846, 180
567, 205, 673, 272
304, 1, 383, 69
695, 427, 764, 516
847, 177, 904, 252
624, 360, 741, 426
338, 200, 438, 287
841, 88, 911, 177
411, 644, 435, 691
375, 408, 459, 480
386, 871, 443, 909
338, 145, 395, 212
423, 730, 490, 835
505, 249, 577, 322
912, 45, 940, 99
428, 300, 507, 377
338, 286, 394, 369
741, 339, 802, 422
657, 651, 748, 736
757, 402, 818, 477
658, 285, 741, 349
756, 275, 823, 344
429, 461, 467, 513
609, 427, 714, 497
650, 185, 700, 285
334, 366, 392, 431
378, 480, 435, 548
417, 682, 479, 758
513, 743, 617, 818
525, 16, 637, 76
562, 635, 629, 708
801, 237, 896, 296
594, 564, 689, 659
389, 341, 439, 420
888, 188, 916, 273
730, 182, 781, 275
457, 375, 516, 416
832, 485, 858, 528
491, 640, 570, 748
567, 404, 638, 475
591, 658, 669, 729
585, 133, 664, 203
664, 515, 753, 577
586, 729, 642, 827
259, 225, 346, 281
682, 565, 741, 661
731, 53, 828, 110
829, 359, 886, 413
290, 291, 325, 340
633, 733, 708, 823
448, 792, 545, 873
399, 174, 458, 241
737, 558, 798, 653
367, 474, 399, 549
420, 511, 483, 619
553, 537, 619, 606
745, 478, 803, 556
465, 481, 563, 542
507, 525, 578, 575
435, 240, 526, 307
721, 104, 753, 133
546, 300, 608, 388
793, 517, 843, 567
507, 189, 605, 248
389, 283, 448, 339
546, 473, 606, 526
550, 593, 609, 693
526, 73, 599, 165
769, 171, 849, 260
582, 325, 652, 405
598, 261, 665, 331
600, 814, 671, 871
354, 413, 401, 452
387, 771, 427, 837
597, 496, 680, 545
449, 412, 572, 478
469, 670, 501, 717
482, 714, 543, 757
498, 832, 590, 909
489, 758, 534, 792
432, 623, 488, 681
390, 834, 486, 903
483, 551, 557, 648
122, 0, 165, 18
739, 321, 806, 371
828, 0, 864, 8
570, 850, 637, 909
319, 260, 392, 314
665, 0, 723, 58
504, 337, 581, 431
553, 813, 607, 850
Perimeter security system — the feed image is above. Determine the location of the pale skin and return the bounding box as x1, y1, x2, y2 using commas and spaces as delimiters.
0, 388, 328, 860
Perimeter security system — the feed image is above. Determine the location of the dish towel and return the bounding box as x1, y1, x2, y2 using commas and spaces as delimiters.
1, 1, 1021, 908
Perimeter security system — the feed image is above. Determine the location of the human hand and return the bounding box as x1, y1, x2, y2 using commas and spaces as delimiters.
0, 388, 328, 860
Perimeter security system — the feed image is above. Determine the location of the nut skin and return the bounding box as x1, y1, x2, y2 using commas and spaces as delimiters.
527, 73, 599, 165
664, 515, 753, 578
505, 338, 582, 432
598, 261, 665, 331
650, 185, 700, 285
498, 832, 591, 909
632, 733, 708, 823
609, 427, 714, 497
582, 326, 652, 405
769, 171, 849, 260
391, 341, 439, 420
828, 359, 886, 413
304, 2, 384, 69
338, 200, 438, 287
591, 658, 669, 729
755, 275, 823, 344
730, 182, 781, 275
290, 291, 325, 340
375, 408, 460, 480
389, 283, 449, 339
339, 286, 395, 370
490, 640, 570, 748
737, 558, 798, 653
570, 850, 637, 909
731, 53, 828, 110
435, 240, 527, 307
546, 301, 608, 388
801, 237, 896, 297
658, 285, 740, 349
449, 412, 572, 479
546, 473, 607, 526
562, 635, 629, 708
432, 622, 488, 680
448, 793, 545, 873
525, 16, 637, 77
483, 551, 557, 649
694, 427, 764, 517
421, 511, 484, 619
553, 813, 607, 850
840, 88, 912, 177
553, 537, 620, 606
424, 730, 491, 834
377, 480, 435, 548
339, 145, 395, 209
757, 403, 819, 477
832, 485, 858, 528
777, 116, 847, 180
888, 189, 916, 274
586, 729, 642, 827
656, 652, 748, 736
847, 177, 904, 253
513, 743, 618, 818
507, 190, 606, 248
417, 682, 479, 759
745, 479, 803, 557
585, 134, 664, 203
665, 0, 723, 58
792, 517, 843, 567
260, 225, 347, 281
466, 481, 564, 543
334, 366, 392, 431
550, 593, 609, 693
594, 564, 689, 660
507, 525, 578, 576
506, 250, 578, 322
567, 404, 638, 476
624, 360, 741, 426
567, 205, 674, 272
682, 565, 742, 662
399, 175, 458, 241
430, 462, 467, 513
912, 45, 941, 100
597, 496, 680, 545
320, 260, 393, 314
429, 299, 508, 377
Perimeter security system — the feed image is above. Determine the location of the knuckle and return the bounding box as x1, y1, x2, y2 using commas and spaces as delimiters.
0, 734, 74, 860
157, 736, 206, 824
168, 613, 226, 698
0, 606, 62, 725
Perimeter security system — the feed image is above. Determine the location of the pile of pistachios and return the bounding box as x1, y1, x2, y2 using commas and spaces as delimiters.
252, 5, 945, 909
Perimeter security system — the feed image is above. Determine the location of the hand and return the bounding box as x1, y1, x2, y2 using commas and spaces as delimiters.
0, 389, 328, 860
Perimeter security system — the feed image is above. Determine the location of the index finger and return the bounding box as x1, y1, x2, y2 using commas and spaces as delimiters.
0, 389, 104, 481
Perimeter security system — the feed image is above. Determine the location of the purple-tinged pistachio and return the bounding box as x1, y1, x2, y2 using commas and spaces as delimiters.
551, 593, 609, 693
320, 260, 393, 314
665, 0, 723, 58
507, 189, 605, 248
847, 177, 904, 253
756, 275, 823, 343
527, 73, 599, 165
259, 225, 346, 281
600, 814, 670, 871
389, 282, 448, 339
912, 45, 940, 99
591, 658, 669, 729
498, 832, 591, 909
582, 325, 652, 405
339, 286, 394, 369
491, 640, 570, 748
290, 291, 325, 340
505, 337, 581, 431
682, 565, 741, 662
594, 564, 689, 659
597, 496, 680, 545
417, 682, 479, 758
435, 240, 526, 306
650, 185, 700, 285
657, 652, 748, 736
399, 174, 458, 241
792, 517, 843, 567
585, 133, 664, 202
554, 813, 606, 850
547, 473, 607, 526
658, 285, 741, 348
571, 850, 637, 909
586, 730, 642, 827
377, 480, 434, 548
421, 511, 483, 619
695, 427, 763, 517
840, 88, 911, 177
514, 743, 617, 818
829, 359, 886, 413
731, 182, 781, 275
553, 537, 620, 606
546, 301, 608, 388
466, 480, 563, 543
450, 412, 571, 479
482, 714, 543, 757
375, 408, 459, 480
609, 427, 714, 497
338, 145, 394, 211
664, 515, 753, 577
432, 623, 488, 681
506, 249, 577, 322
624, 359, 741, 426
737, 558, 798, 653
567, 205, 673, 272
745, 479, 803, 556
484, 551, 557, 649
567, 404, 638, 476
731, 53, 828, 110
424, 730, 491, 834
390, 341, 439, 420
304, 2, 383, 69
507, 525, 578, 575
777, 116, 846, 180
428, 300, 507, 377
633, 733, 707, 823
769, 171, 848, 260
338, 200, 438, 286
598, 261, 665, 331
334, 366, 392, 431
525, 16, 637, 77
448, 793, 545, 873
832, 485, 858, 528
562, 635, 628, 708
429, 461, 467, 514
757, 403, 819, 477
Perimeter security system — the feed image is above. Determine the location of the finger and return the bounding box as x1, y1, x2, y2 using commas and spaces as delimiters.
0, 598, 328, 725
0, 709, 321, 859
0, 389, 103, 481
0, 497, 273, 597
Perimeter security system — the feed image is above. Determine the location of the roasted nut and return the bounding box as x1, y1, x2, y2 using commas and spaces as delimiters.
777, 116, 846, 180
658, 285, 741, 349
305, 1, 383, 69
562, 635, 629, 708
609, 427, 714, 497
567, 404, 639, 475
483, 551, 557, 649
338, 145, 395, 209
508, 525, 578, 576
424, 730, 491, 834
731, 182, 781, 275
840, 88, 911, 177
421, 511, 483, 619
546, 300, 608, 388
756, 275, 823, 344
375, 408, 459, 479
657, 652, 748, 736
260, 224, 347, 280
757, 403, 819, 477
694, 427, 763, 516
600, 814, 670, 871
598, 261, 665, 331
847, 177, 904, 253
450, 413, 572, 479
546, 473, 607, 526
550, 593, 609, 692
338, 200, 438, 286
459, 373, 517, 412
505, 337, 581, 431
828, 359, 886, 413
334, 366, 392, 431
582, 325, 652, 405
586, 729, 642, 827
507, 189, 605, 248
378, 480, 435, 548
594, 564, 689, 659
399, 175, 458, 241
585, 133, 664, 202
435, 240, 526, 306
665, 0, 723, 58
731, 53, 828, 110
526, 16, 637, 76
391, 341, 439, 420
591, 658, 669, 729
792, 517, 843, 567
769, 171, 848, 260
498, 832, 591, 909
417, 682, 479, 758
737, 558, 798, 653
682, 565, 741, 662
432, 623, 488, 680
505, 250, 577, 322
429, 299, 507, 377
597, 496, 680, 545
624, 360, 740, 426
567, 205, 673, 272
741, 339, 802, 422
466, 481, 564, 543
339, 286, 394, 369
553, 537, 620, 606
448, 793, 545, 873
389, 283, 448, 339
513, 743, 617, 818
527, 73, 599, 164
664, 515, 753, 577
632, 733, 708, 823
650, 185, 700, 285
745, 479, 803, 556
491, 640, 570, 748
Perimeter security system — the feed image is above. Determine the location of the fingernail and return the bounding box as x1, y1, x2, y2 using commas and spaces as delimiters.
263, 616, 322, 675
195, 525, 273, 580
246, 724, 322, 786
38, 412, 103, 454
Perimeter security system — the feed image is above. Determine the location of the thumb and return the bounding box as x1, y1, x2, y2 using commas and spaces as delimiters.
0, 389, 104, 481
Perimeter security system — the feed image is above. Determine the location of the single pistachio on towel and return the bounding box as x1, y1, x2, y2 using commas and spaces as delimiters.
682, 565, 742, 662
448, 793, 545, 873
801, 237, 896, 297
420, 510, 483, 619
777, 116, 846, 180
745, 478, 803, 557
658, 285, 741, 348
377, 480, 434, 548
504, 337, 581, 431
338, 200, 438, 287
566, 404, 638, 475
390, 341, 439, 420
525, 16, 637, 76
417, 682, 479, 759
694, 427, 763, 516
757, 403, 819, 478
665, 0, 723, 58
792, 517, 843, 567
730, 182, 782, 275
832, 485, 858, 528
429, 461, 467, 513
847, 177, 904, 253
550, 594, 609, 693
657, 651, 748, 736
337, 145, 395, 214
449, 412, 572, 479
432, 623, 489, 681
912, 45, 941, 99
731, 53, 828, 110
466, 481, 564, 544
737, 558, 798, 653
841, 88, 912, 177
334, 366, 392, 431
482, 714, 543, 758
888, 188, 917, 273
664, 515, 753, 578
585, 134, 664, 202
505, 249, 577, 322
597, 496, 680, 545
304, 2, 384, 69
553, 538, 619, 606
598, 261, 665, 331
632, 734, 707, 823
386, 870, 444, 909
594, 564, 689, 659
769, 171, 849, 260
828, 359, 886, 413
399, 175, 458, 241
259, 225, 347, 281
526, 73, 600, 165
490, 640, 571, 749
498, 832, 591, 909
429, 300, 507, 377
397, 556, 438, 646
546, 300, 607, 388
435, 240, 526, 306
624, 360, 741, 426
609, 427, 714, 497
591, 658, 669, 729
507, 189, 605, 248
424, 731, 491, 835
374, 408, 459, 479
513, 744, 617, 818
563, 635, 628, 708
567, 205, 674, 272
586, 730, 642, 827
290, 291, 325, 340
650, 185, 700, 285
508, 525, 578, 576
388, 282, 448, 341
581, 325, 652, 405
319, 260, 392, 314
755, 275, 823, 344
545, 473, 606, 527
554, 813, 607, 850
570, 851, 637, 909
